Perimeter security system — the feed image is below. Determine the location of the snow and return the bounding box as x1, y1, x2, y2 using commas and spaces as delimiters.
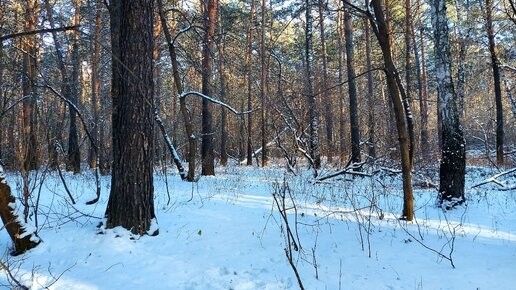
0, 164, 515, 289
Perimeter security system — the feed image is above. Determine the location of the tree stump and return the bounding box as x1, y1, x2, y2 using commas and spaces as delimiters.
0, 169, 40, 255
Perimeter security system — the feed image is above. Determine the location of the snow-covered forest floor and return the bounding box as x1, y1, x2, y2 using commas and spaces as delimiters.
1, 161, 515, 290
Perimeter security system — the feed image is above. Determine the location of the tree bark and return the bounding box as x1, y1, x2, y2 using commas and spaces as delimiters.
21, 0, 39, 172
370, 0, 414, 220
201, 0, 217, 176
318, 0, 334, 163
106, 0, 156, 235
365, 0, 375, 159
414, 0, 430, 162
486, 0, 504, 165
66, 0, 81, 173
260, 0, 268, 167
431, 0, 466, 207
246, 0, 255, 166
306, 0, 321, 169
157, 0, 196, 181
343, 1, 360, 165
218, 17, 228, 167
0, 169, 40, 255
88, 0, 102, 170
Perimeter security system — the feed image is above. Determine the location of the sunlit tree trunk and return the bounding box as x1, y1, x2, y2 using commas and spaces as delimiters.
106, 0, 156, 235
343, 1, 360, 165
260, 0, 268, 167
200, 0, 217, 176
486, 0, 504, 165
246, 0, 255, 166
431, 0, 466, 207
318, 0, 334, 163
365, 0, 375, 159
370, 0, 414, 220
21, 0, 39, 172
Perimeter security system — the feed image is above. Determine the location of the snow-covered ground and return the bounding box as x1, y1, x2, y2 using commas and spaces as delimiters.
0, 163, 515, 289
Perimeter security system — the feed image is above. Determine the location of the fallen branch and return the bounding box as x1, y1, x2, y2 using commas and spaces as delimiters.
471, 167, 516, 189
315, 162, 369, 182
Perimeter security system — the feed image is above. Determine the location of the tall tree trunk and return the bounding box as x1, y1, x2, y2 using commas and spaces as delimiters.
44, 0, 81, 173
201, 0, 217, 176
370, 0, 414, 220
218, 18, 228, 167
365, 0, 375, 159
318, 0, 334, 163
337, 5, 346, 163
404, 0, 415, 163
343, 1, 360, 165
88, 0, 102, 170
246, 0, 255, 166
486, 0, 504, 165
431, 0, 466, 207
414, 0, 429, 162
260, 0, 268, 167
157, 0, 196, 181
306, 0, 321, 169
106, 0, 156, 235
67, 0, 81, 173
21, 0, 39, 172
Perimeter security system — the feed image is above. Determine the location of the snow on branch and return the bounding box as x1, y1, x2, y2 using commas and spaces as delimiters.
180, 91, 253, 115
471, 167, 516, 190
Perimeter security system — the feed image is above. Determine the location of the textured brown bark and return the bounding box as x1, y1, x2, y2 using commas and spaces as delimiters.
157, 0, 196, 181
486, 0, 504, 165
106, 0, 156, 235
318, 0, 334, 163
201, 0, 217, 176
370, 0, 414, 220
21, 0, 39, 172
343, 1, 360, 165
0, 171, 40, 255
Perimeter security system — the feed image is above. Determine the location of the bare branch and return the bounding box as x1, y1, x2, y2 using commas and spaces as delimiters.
0, 25, 80, 42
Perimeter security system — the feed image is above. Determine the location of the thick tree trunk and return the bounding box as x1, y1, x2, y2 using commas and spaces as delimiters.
306, 0, 321, 169
370, 0, 414, 220
0, 167, 40, 255
343, 1, 360, 165
486, 0, 504, 165
106, 0, 156, 235
318, 0, 334, 163
431, 0, 466, 207
200, 0, 217, 176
